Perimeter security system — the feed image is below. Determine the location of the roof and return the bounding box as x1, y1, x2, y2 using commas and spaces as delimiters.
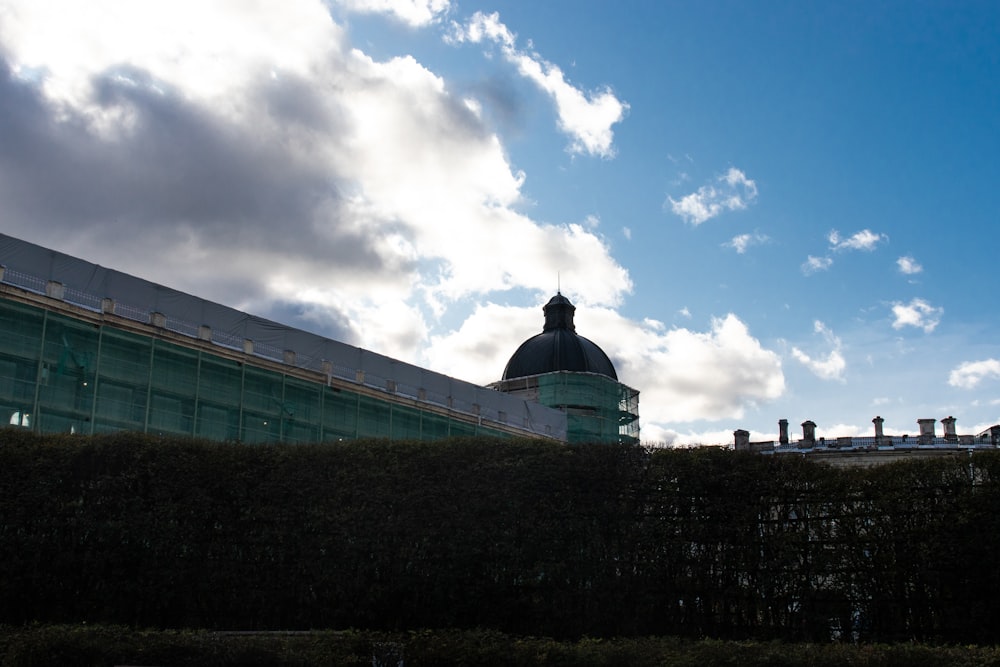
0, 233, 569, 440
501, 293, 618, 381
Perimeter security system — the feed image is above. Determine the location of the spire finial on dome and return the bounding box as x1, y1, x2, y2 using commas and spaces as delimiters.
500, 291, 618, 381
543, 292, 575, 332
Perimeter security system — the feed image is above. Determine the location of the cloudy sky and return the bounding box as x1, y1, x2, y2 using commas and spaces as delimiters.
2, 0, 999, 445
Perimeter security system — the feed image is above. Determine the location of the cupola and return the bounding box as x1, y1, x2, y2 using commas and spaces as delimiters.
501, 293, 618, 381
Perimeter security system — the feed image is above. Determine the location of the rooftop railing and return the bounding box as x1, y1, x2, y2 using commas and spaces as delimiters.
0, 266, 551, 437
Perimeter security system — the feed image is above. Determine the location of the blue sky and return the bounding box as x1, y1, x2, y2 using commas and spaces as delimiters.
1, 0, 999, 444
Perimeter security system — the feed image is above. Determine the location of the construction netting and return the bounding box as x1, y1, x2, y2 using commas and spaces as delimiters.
0, 233, 567, 442
0, 297, 551, 443
494, 371, 640, 445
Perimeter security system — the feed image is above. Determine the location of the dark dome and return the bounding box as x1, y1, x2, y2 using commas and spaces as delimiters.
502, 293, 618, 381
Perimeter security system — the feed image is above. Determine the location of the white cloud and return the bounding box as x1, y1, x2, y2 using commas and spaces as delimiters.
450, 9, 515, 47
0, 0, 338, 117
647, 426, 735, 448
798, 229, 886, 277
622, 226, 632, 240
428, 303, 785, 434
608, 311, 786, 426
897, 255, 923, 274
667, 168, 758, 225
336, 0, 451, 26
678, 307, 692, 319
790, 320, 846, 381
801, 255, 833, 275
828, 228, 887, 252
891, 298, 942, 333
450, 11, 628, 158
424, 302, 539, 382
949, 359, 1000, 389
0, 0, 634, 366
725, 231, 768, 254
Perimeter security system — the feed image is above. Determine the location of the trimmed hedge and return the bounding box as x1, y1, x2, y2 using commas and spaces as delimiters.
2, 430, 1000, 643
4, 626, 1000, 667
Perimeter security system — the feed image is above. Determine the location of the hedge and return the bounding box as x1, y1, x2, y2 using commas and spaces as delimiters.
2, 430, 1000, 643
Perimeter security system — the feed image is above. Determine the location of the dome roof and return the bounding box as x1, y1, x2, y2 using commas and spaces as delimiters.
502, 293, 618, 381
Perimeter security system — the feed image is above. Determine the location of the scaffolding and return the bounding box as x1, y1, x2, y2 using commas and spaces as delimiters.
0, 233, 569, 443
0, 296, 566, 442
493, 371, 639, 445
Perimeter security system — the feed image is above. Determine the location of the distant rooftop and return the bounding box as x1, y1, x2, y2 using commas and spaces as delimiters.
735, 416, 1000, 466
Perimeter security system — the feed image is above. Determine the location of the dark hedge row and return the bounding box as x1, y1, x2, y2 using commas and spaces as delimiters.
4, 625, 1000, 667
2, 430, 1000, 643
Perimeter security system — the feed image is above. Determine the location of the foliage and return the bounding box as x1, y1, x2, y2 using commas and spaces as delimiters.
2, 430, 1000, 643
4, 626, 1000, 667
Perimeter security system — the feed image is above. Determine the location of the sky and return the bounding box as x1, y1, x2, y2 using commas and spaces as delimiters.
2, 0, 1000, 446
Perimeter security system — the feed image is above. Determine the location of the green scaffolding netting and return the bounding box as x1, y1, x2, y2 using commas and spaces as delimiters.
0, 298, 515, 443
497, 371, 639, 445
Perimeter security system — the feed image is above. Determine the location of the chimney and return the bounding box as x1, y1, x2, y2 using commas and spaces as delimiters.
734, 429, 751, 451
917, 418, 936, 444
778, 419, 789, 445
800, 420, 816, 448
873, 416, 885, 442
942, 416, 957, 442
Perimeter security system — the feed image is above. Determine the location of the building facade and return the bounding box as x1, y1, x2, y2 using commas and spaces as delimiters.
0, 234, 568, 443
735, 416, 1000, 467
491, 293, 640, 444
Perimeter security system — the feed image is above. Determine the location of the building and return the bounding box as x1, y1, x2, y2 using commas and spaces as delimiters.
735, 416, 1000, 467
0, 234, 572, 443
490, 292, 640, 445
